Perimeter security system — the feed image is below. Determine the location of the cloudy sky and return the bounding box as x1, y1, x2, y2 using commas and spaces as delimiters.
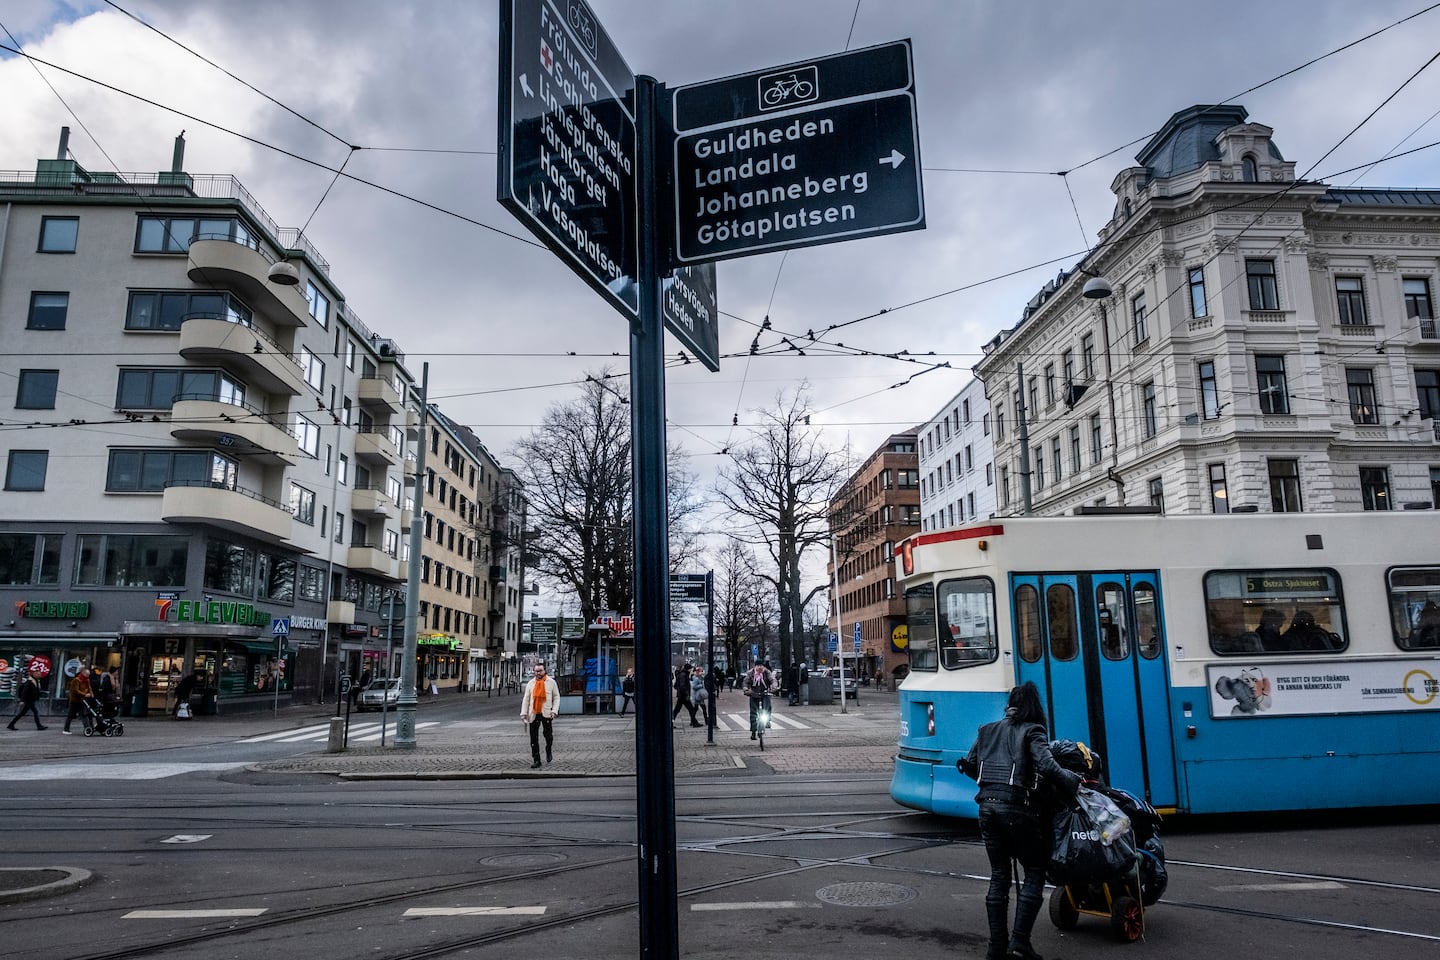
3, 0, 1438, 515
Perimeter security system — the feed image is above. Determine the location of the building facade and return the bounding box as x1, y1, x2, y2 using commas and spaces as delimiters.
828, 430, 920, 683
0, 130, 415, 716
917, 377, 998, 530
977, 105, 1440, 518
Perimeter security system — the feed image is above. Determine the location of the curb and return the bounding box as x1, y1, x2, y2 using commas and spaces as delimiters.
0, 866, 93, 904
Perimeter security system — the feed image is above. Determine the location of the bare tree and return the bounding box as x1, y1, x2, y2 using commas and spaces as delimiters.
512, 371, 700, 624
715, 386, 851, 667
711, 537, 770, 673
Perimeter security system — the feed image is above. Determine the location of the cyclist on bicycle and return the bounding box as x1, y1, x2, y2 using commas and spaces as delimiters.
743, 660, 777, 741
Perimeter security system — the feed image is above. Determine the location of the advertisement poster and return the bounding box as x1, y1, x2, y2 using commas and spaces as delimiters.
1207, 659, 1439, 718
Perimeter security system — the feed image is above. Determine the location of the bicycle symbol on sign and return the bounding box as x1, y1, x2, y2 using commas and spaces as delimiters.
759, 66, 818, 110
567, 1, 597, 56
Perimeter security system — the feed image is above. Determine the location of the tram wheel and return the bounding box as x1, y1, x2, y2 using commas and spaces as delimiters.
1048, 885, 1079, 930
1109, 895, 1143, 942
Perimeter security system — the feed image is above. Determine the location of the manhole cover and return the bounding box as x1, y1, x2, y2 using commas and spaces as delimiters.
479, 852, 568, 867
815, 881, 917, 907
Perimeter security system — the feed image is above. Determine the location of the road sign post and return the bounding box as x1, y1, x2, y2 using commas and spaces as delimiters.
271, 618, 290, 717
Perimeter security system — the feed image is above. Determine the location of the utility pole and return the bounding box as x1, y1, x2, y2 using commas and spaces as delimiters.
395, 363, 429, 749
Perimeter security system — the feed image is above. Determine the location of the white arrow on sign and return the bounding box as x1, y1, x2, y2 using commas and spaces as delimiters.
520, 73, 533, 98
878, 149, 907, 168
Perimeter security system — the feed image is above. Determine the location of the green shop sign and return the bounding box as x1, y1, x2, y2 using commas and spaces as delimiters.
17, 600, 91, 619
175, 600, 271, 627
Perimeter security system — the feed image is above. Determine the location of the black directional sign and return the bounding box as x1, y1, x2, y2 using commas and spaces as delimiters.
661, 262, 719, 371
669, 574, 710, 604
498, 0, 640, 318
670, 40, 924, 266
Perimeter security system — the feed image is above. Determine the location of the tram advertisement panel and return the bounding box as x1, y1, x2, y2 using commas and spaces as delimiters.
1206, 659, 1439, 717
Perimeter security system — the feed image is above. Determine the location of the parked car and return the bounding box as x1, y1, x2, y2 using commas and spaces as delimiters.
357, 677, 402, 711
810, 667, 858, 700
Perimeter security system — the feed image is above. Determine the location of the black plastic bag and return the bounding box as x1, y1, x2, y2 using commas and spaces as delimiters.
1050, 739, 1104, 781
1050, 806, 1136, 887
1138, 838, 1168, 905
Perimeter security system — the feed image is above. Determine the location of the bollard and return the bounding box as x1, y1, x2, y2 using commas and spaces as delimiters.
325, 716, 346, 753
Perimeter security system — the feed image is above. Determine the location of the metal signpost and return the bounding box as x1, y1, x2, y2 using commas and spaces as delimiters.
270, 617, 289, 716
671, 40, 923, 266
499, 11, 923, 958
670, 573, 714, 742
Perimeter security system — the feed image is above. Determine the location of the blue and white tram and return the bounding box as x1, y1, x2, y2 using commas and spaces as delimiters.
890, 512, 1440, 817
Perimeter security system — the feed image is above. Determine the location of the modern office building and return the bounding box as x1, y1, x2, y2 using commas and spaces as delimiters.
917, 377, 997, 530
0, 129, 415, 715
977, 105, 1440, 517
827, 429, 920, 683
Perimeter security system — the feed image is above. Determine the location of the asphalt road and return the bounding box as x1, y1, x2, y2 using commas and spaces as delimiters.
3, 688, 1438, 959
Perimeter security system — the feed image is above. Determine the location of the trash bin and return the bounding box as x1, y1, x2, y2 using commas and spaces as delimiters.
200, 691, 218, 716
128, 690, 147, 718
809, 679, 833, 705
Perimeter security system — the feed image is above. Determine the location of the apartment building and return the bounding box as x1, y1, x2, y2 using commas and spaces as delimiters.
916, 377, 997, 530
0, 130, 415, 714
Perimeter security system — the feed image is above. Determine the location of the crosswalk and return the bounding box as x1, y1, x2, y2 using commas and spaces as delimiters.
123, 900, 822, 920
237, 720, 439, 744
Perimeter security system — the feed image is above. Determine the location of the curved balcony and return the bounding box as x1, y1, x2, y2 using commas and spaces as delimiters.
187, 237, 308, 327
178, 317, 304, 396
354, 427, 398, 466
162, 480, 291, 543
351, 482, 395, 518
347, 542, 400, 579
170, 396, 298, 465
358, 376, 403, 415
405, 406, 421, 441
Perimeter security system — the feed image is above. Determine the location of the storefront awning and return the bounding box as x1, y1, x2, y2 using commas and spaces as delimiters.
225, 639, 283, 655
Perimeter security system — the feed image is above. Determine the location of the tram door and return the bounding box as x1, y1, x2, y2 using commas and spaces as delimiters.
1011, 572, 1177, 808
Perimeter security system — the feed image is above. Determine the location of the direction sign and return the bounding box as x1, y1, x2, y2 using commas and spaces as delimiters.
661, 262, 719, 372
670, 40, 923, 266
669, 573, 710, 604
498, 0, 640, 318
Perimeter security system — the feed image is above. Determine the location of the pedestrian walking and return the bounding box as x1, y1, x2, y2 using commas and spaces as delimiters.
520, 662, 559, 769
619, 668, 636, 716
7, 663, 46, 731
958, 681, 1080, 960
785, 661, 800, 705
689, 668, 708, 725
61, 666, 94, 734
671, 664, 698, 726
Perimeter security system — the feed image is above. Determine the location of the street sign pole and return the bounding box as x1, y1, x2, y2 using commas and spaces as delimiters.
631, 74, 679, 960
705, 570, 715, 745
396, 364, 429, 750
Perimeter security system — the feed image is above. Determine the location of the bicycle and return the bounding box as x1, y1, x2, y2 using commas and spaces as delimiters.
749, 692, 772, 751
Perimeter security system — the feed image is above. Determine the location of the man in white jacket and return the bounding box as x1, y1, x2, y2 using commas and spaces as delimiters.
520, 662, 560, 769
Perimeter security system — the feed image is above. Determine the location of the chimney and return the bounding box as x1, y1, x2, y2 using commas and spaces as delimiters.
172, 131, 186, 173
57, 126, 70, 160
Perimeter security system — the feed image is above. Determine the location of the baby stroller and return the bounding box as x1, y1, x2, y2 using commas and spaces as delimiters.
1046, 741, 1165, 943
80, 697, 125, 738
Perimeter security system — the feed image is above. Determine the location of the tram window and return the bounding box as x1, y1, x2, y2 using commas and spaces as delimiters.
1096, 582, 1130, 660
1203, 568, 1348, 655
1387, 566, 1440, 650
904, 583, 939, 671
1134, 582, 1161, 659
939, 577, 997, 668
1046, 583, 1078, 661
1015, 584, 1041, 663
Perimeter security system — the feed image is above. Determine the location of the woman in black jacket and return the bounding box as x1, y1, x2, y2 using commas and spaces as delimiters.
959, 681, 1079, 960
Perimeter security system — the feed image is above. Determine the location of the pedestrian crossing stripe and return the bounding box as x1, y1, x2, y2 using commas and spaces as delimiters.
124, 909, 267, 919
403, 907, 546, 916
721, 712, 807, 732
237, 721, 439, 744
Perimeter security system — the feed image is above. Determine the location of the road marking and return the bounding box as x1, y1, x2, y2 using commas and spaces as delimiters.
350, 721, 438, 742
1215, 881, 1348, 892
724, 712, 809, 732
768, 712, 808, 729
2, 762, 250, 781
403, 907, 546, 916
160, 835, 212, 844
691, 901, 820, 911
238, 722, 334, 743
124, 909, 267, 919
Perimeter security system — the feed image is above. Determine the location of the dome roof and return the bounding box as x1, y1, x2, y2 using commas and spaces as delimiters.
1135, 104, 1280, 179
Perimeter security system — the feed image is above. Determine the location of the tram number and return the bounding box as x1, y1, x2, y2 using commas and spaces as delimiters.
898, 719, 909, 737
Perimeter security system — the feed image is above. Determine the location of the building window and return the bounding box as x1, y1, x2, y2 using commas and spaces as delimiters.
305, 281, 330, 328
1090, 414, 1103, 463
1027, 379, 1038, 420
1246, 259, 1279, 310
1035, 453, 1045, 490
1417, 369, 1440, 419
1209, 463, 1229, 514
1069, 426, 1081, 474
1255, 355, 1289, 414
1188, 266, 1208, 318
39, 216, 79, 253
1198, 360, 1220, 420
106, 449, 236, 492
298, 565, 324, 602
985, 463, 993, 486
964, 445, 973, 471
1360, 467, 1391, 511
5, 451, 48, 491
295, 415, 320, 457
982, 412, 991, 436
1050, 437, 1062, 482
289, 484, 316, 524
1148, 477, 1164, 513
301, 347, 325, 391
1131, 292, 1149, 345
962, 399, 971, 424
135, 215, 252, 253
27, 292, 68, 330
1268, 458, 1303, 513
1141, 381, 1158, 438
995, 409, 1004, 442
1241, 154, 1258, 182
1345, 368, 1379, 424
1061, 350, 1075, 392
1044, 364, 1056, 406
967, 492, 975, 517
999, 466, 1010, 507
117, 369, 242, 409
1404, 278, 1435, 337
75, 534, 189, 587
1081, 333, 1095, 379
334, 512, 345, 544
126, 291, 251, 332
16, 370, 59, 409
1335, 277, 1368, 326
0, 533, 62, 585
1432, 466, 1440, 508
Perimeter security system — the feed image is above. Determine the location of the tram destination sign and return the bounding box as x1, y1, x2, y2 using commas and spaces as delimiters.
670, 39, 924, 266
498, 0, 640, 318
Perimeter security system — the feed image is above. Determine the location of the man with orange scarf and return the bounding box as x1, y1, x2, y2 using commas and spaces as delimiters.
520, 661, 560, 769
